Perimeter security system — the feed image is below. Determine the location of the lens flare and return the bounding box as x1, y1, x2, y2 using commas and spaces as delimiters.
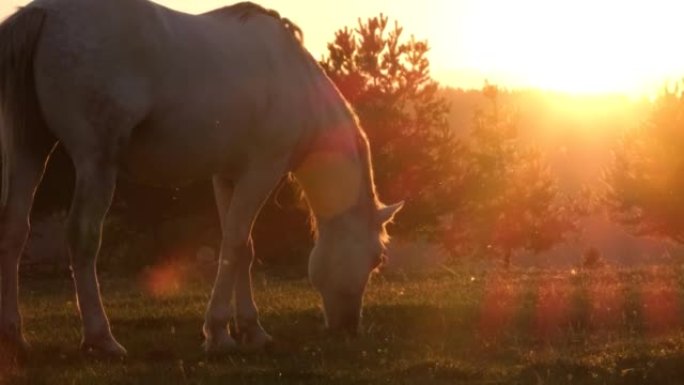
477, 272, 521, 340
534, 276, 572, 341
141, 262, 185, 298
640, 268, 681, 336
586, 270, 624, 332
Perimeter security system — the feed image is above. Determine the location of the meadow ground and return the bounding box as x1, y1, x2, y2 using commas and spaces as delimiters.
2, 264, 684, 384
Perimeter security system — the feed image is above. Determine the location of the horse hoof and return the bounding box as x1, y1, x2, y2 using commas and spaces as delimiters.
81, 336, 127, 359
203, 334, 238, 356
239, 329, 273, 351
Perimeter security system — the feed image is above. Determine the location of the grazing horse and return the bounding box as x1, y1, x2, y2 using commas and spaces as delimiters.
0, 0, 402, 356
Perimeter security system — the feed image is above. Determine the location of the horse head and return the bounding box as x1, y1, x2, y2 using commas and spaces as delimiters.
308, 201, 403, 334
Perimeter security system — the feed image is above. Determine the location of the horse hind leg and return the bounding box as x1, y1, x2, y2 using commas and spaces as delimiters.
0, 140, 56, 355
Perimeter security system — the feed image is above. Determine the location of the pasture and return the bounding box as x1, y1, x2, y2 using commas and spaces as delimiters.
2, 264, 684, 384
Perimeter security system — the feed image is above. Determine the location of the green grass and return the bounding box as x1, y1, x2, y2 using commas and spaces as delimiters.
3, 265, 684, 384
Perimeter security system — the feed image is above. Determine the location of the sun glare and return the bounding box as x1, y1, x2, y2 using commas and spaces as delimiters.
446, 0, 684, 96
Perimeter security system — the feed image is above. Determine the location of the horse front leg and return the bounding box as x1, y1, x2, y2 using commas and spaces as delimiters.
233, 248, 272, 350
203, 163, 284, 355
66, 161, 125, 357
211, 175, 272, 350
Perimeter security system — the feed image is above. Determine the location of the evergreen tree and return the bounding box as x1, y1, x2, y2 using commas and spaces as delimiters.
447, 85, 576, 265
605, 83, 684, 242
321, 15, 468, 237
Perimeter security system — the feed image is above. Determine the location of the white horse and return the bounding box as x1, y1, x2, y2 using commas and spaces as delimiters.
0, 0, 402, 357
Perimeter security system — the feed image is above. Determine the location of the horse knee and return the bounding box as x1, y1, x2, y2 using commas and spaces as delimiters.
220, 237, 254, 269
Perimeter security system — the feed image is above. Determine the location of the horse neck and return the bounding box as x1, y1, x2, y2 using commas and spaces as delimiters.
293, 126, 376, 228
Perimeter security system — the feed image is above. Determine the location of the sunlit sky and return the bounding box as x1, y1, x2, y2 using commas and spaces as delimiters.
2, 0, 683, 95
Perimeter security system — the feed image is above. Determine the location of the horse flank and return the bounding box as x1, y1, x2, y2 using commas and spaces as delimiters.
0, 7, 48, 208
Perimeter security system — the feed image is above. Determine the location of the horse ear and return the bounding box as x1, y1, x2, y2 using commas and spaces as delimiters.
378, 201, 404, 224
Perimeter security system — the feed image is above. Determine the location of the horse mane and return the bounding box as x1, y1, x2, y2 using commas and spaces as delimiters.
205, 2, 303, 44
353, 124, 390, 245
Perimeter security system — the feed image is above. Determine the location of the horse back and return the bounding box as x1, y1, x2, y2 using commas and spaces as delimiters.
31, 0, 315, 183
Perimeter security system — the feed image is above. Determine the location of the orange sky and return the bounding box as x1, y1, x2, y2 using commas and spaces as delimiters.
2, 0, 683, 95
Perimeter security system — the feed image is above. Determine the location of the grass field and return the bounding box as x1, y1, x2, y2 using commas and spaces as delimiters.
2, 264, 684, 384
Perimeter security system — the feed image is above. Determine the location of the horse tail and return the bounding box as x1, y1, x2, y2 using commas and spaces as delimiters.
0, 7, 47, 208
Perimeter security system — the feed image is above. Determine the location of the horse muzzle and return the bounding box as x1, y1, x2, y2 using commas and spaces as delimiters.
322, 291, 362, 336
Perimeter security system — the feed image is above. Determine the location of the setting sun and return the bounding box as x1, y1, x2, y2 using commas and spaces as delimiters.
446, 0, 684, 95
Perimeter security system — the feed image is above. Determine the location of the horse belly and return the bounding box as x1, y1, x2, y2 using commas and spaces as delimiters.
120, 120, 244, 186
